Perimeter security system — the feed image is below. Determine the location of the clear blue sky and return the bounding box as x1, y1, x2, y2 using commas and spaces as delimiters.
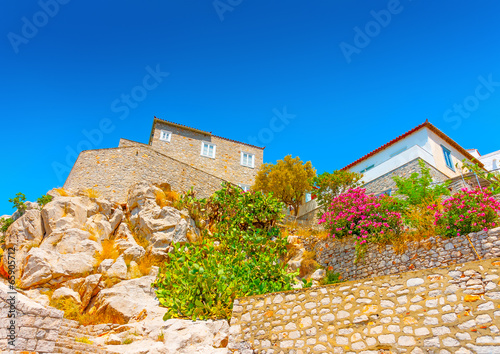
1, 1, 500, 214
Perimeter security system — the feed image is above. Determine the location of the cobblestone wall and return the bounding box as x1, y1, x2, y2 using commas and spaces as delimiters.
315, 228, 500, 282
228, 257, 500, 353
64, 145, 228, 203
362, 158, 449, 195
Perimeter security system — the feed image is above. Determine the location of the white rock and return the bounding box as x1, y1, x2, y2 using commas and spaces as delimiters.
311, 269, 325, 281
52, 287, 82, 305
106, 255, 128, 279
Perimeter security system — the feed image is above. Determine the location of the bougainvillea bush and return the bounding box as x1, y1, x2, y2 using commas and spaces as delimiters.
430, 188, 500, 238
318, 188, 403, 259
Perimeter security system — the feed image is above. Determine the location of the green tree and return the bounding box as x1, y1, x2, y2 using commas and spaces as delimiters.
37, 194, 53, 207
252, 155, 316, 216
313, 170, 363, 212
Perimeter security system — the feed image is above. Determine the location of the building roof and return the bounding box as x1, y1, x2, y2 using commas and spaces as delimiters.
149, 117, 265, 150
341, 120, 483, 170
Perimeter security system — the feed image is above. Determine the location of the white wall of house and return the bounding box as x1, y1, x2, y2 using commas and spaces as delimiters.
348, 127, 471, 184
479, 149, 500, 171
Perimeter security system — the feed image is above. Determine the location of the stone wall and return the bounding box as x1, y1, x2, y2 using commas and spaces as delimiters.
362, 158, 448, 195
151, 120, 264, 187
315, 228, 500, 282
64, 145, 228, 203
228, 257, 500, 353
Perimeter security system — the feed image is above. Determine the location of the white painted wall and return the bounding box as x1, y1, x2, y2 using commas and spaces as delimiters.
479, 149, 500, 171
347, 127, 472, 184
348, 128, 434, 183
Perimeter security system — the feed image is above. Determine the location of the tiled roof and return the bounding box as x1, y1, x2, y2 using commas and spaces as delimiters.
152, 117, 265, 150
341, 120, 483, 170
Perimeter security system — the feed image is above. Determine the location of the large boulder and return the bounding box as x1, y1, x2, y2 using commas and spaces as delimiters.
63, 273, 102, 310
2, 209, 44, 279
105, 255, 128, 280
19, 247, 96, 289
89, 275, 163, 324
41, 197, 89, 236
40, 227, 101, 255
114, 223, 139, 252
52, 287, 82, 305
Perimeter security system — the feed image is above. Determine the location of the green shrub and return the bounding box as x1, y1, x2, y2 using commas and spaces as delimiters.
393, 159, 450, 206
393, 159, 450, 236
321, 269, 343, 285
37, 194, 53, 207
0, 217, 14, 234
153, 183, 298, 320
9, 193, 26, 215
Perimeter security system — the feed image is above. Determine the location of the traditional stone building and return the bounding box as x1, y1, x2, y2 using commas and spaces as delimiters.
64, 118, 264, 202
148, 117, 264, 190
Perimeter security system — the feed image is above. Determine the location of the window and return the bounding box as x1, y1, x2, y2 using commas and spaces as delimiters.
159, 130, 171, 142
241, 152, 255, 168
305, 193, 312, 203
200, 142, 216, 158
441, 146, 455, 171
360, 164, 375, 173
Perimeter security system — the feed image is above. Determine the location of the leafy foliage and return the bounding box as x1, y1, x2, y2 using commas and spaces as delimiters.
393, 159, 450, 206
313, 170, 363, 213
153, 183, 297, 320
9, 192, 26, 215
37, 194, 53, 207
318, 188, 403, 259
430, 188, 500, 238
0, 217, 14, 233
321, 269, 343, 285
253, 155, 316, 216
392, 160, 450, 236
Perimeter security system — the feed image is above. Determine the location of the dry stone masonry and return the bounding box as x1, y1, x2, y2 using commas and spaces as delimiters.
229, 257, 500, 353
315, 228, 500, 282
64, 144, 228, 203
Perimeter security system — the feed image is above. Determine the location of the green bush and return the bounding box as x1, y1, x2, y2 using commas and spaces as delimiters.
0, 217, 14, 233
153, 183, 298, 320
9, 192, 27, 215
321, 270, 343, 285
37, 194, 53, 207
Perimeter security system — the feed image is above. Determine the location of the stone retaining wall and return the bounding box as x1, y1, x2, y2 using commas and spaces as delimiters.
64, 145, 229, 203
229, 257, 500, 353
0, 282, 118, 353
315, 228, 500, 282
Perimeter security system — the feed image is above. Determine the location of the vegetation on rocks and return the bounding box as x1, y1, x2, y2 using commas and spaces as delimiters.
153, 183, 298, 320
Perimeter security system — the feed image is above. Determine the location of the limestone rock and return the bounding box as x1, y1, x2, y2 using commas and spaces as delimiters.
105, 334, 122, 345
98, 259, 115, 274
90, 275, 162, 324
123, 245, 146, 263
106, 255, 128, 280
19, 247, 96, 289
114, 223, 139, 252
41, 197, 89, 236
40, 227, 101, 256
2, 209, 44, 279
311, 269, 326, 281
52, 287, 82, 305
64, 274, 102, 309
24, 288, 51, 307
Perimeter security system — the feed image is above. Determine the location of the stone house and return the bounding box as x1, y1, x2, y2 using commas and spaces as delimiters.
148, 117, 264, 191
341, 120, 484, 195
64, 117, 264, 202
